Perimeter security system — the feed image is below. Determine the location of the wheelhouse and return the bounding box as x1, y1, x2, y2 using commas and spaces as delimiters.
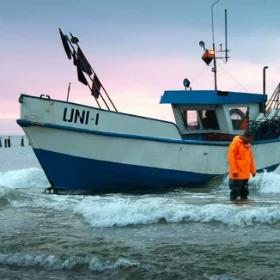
160, 90, 267, 141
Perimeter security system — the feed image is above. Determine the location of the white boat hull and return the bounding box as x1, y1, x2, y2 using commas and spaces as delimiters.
17, 95, 280, 193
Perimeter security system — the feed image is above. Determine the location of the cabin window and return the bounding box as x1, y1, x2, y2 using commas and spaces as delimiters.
200, 110, 219, 129
181, 110, 200, 130
229, 107, 249, 130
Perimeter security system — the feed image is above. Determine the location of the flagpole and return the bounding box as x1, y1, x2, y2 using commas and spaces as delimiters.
66, 82, 71, 102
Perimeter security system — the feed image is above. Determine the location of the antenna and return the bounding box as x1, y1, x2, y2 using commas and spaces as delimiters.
225, 9, 228, 62
211, 0, 219, 47
211, 0, 219, 91
199, 1, 230, 91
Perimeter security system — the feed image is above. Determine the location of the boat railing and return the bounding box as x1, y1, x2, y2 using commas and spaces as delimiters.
266, 82, 280, 115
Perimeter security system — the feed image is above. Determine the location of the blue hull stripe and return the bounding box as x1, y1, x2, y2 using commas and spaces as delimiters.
34, 149, 217, 192
17, 119, 280, 146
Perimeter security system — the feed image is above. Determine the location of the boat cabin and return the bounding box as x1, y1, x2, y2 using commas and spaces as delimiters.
160, 90, 267, 141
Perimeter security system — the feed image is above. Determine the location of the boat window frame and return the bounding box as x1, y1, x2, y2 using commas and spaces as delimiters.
181, 109, 201, 130
229, 106, 249, 130
180, 106, 220, 131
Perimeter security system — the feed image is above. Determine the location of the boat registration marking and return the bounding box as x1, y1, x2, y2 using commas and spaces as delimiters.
62, 107, 99, 126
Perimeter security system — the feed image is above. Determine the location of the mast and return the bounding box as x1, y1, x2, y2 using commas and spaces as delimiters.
200, 1, 230, 91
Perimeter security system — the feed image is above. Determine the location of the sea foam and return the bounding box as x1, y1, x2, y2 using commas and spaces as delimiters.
0, 253, 139, 271
0, 168, 48, 189
251, 171, 280, 193
73, 196, 280, 227
0, 168, 49, 204
2, 166, 280, 228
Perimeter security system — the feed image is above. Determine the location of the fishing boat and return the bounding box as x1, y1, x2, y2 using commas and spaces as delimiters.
17, 8, 280, 193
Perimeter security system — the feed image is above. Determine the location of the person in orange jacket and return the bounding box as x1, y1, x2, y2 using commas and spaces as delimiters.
228, 130, 256, 201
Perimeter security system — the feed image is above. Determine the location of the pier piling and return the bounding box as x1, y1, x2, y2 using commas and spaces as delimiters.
21, 136, 25, 147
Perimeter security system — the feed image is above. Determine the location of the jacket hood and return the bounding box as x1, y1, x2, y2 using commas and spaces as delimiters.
232, 135, 250, 146
232, 135, 242, 143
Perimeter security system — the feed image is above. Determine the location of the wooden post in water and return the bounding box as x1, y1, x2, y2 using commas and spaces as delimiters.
7, 137, 11, 148
21, 136, 25, 147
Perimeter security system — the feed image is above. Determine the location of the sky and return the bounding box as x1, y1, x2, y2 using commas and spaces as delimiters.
1, 0, 280, 134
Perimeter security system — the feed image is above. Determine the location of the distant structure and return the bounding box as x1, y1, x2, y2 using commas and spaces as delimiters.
21, 136, 25, 147
0, 136, 28, 148
4, 137, 11, 148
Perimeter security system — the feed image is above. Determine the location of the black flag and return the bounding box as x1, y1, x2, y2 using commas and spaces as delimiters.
91, 75, 101, 98
77, 68, 88, 86
77, 46, 93, 75
73, 53, 78, 66
59, 28, 72, 59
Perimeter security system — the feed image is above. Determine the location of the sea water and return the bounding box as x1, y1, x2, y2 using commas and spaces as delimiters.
1, 138, 280, 280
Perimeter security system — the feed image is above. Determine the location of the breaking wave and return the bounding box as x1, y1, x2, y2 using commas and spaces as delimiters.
251, 171, 280, 193
9, 192, 280, 228
0, 168, 49, 207
0, 253, 139, 271
215, 171, 280, 195
1, 167, 280, 228
0, 168, 48, 190
74, 196, 280, 227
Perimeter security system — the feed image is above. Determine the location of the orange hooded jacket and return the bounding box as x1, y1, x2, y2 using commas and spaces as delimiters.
228, 136, 256, 180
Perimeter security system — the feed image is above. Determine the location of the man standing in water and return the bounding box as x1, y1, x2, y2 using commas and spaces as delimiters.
228, 130, 256, 201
